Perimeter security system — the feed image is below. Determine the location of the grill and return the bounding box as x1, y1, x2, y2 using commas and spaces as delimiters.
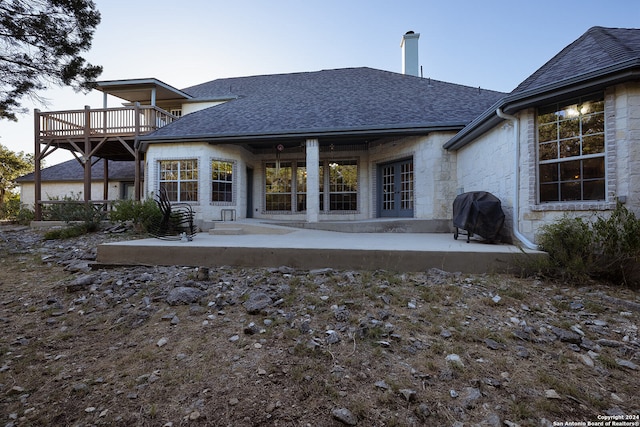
452, 191, 505, 243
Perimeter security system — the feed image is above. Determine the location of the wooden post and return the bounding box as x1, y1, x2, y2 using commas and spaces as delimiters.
103, 158, 109, 200
34, 109, 42, 220
134, 102, 141, 201
83, 105, 91, 203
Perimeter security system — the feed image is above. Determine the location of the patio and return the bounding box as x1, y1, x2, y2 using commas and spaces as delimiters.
96, 220, 545, 274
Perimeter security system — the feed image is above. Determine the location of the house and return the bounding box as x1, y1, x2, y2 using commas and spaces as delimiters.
32, 27, 640, 247
18, 159, 141, 206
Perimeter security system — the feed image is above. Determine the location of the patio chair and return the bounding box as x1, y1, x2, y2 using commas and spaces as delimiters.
148, 187, 196, 241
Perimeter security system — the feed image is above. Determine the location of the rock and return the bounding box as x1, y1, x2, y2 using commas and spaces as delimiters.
310, 268, 334, 276
491, 295, 501, 303
326, 330, 340, 344
334, 306, 350, 322
576, 353, 594, 367
228, 397, 239, 406
440, 328, 452, 338
515, 345, 530, 358
166, 287, 205, 306
64, 260, 91, 273
549, 326, 582, 344
243, 292, 272, 314
445, 354, 464, 367
545, 389, 562, 399
615, 359, 639, 370
244, 322, 259, 335
598, 339, 624, 347
460, 387, 481, 409
374, 380, 389, 390
157, 337, 168, 347
66, 274, 95, 292
449, 389, 459, 398
415, 403, 431, 420
399, 388, 417, 402
331, 407, 357, 425
484, 338, 505, 350
482, 413, 502, 427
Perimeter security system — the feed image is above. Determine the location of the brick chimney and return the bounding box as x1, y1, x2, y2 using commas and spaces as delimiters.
401, 31, 420, 77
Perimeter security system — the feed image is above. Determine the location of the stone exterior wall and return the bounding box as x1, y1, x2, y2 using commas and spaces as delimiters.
456, 122, 516, 241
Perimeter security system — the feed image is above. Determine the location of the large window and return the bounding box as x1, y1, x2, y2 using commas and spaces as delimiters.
159, 159, 198, 202
265, 161, 292, 211
327, 160, 358, 211
264, 159, 358, 212
211, 160, 234, 202
537, 93, 605, 202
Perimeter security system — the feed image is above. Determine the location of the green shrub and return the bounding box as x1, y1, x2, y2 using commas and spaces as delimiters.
537, 216, 594, 281
536, 202, 640, 288
110, 198, 162, 233
44, 224, 90, 240
0, 196, 34, 225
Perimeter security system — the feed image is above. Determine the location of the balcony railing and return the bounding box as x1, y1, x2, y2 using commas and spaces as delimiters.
36, 104, 177, 139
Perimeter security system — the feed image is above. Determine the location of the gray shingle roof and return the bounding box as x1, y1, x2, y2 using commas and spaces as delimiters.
144, 67, 505, 142
512, 26, 640, 95
17, 159, 140, 183
445, 26, 640, 151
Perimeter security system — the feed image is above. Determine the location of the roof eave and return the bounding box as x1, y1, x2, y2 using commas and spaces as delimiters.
137, 123, 466, 151
445, 60, 640, 151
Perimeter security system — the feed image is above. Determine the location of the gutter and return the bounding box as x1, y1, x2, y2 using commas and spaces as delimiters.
495, 108, 538, 250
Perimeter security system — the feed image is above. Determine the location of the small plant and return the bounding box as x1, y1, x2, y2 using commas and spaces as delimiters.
110, 197, 163, 233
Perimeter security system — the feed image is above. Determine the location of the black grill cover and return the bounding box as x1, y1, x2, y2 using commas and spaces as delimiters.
452, 191, 505, 242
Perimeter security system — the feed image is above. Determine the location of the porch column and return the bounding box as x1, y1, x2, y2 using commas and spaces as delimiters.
305, 138, 320, 223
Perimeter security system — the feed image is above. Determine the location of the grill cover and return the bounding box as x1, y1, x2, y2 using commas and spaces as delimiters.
452, 191, 505, 242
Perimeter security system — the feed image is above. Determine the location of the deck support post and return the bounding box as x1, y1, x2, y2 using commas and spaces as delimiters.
103, 159, 109, 200
305, 138, 320, 223
83, 105, 92, 203
34, 109, 42, 220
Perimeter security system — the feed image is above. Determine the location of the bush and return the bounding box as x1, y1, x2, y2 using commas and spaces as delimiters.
536, 202, 640, 288
0, 196, 34, 225
110, 198, 162, 233
44, 224, 90, 240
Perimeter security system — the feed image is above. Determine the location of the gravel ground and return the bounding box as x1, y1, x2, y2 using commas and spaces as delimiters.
0, 224, 639, 427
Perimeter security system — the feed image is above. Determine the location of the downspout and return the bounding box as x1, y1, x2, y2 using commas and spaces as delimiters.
496, 108, 538, 250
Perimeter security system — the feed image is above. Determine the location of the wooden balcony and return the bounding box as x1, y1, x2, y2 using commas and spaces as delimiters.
35, 104, 178, 160
33, 104, 178, 219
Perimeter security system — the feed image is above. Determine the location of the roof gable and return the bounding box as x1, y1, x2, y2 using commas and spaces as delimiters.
512, 26, 640, 95
145, 68, 505, 142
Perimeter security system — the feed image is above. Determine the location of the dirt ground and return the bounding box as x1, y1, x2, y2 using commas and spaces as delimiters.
0, 225, 639, 427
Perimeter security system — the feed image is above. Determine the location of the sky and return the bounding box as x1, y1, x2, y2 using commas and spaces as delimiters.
1, 0, 638, 166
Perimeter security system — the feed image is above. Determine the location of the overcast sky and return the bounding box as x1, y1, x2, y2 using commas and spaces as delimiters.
2, 0, 638, 165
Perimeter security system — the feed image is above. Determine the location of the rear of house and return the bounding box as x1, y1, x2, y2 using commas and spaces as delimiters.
26, 27, 640, 248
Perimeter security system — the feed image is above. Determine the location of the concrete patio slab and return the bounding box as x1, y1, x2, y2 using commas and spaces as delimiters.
97, 222, 545, 274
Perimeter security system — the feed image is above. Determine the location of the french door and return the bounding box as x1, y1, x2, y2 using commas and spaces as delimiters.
378, 158, 414, 217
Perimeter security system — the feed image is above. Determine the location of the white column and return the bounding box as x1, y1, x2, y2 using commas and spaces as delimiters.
305, 138, 320, 223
